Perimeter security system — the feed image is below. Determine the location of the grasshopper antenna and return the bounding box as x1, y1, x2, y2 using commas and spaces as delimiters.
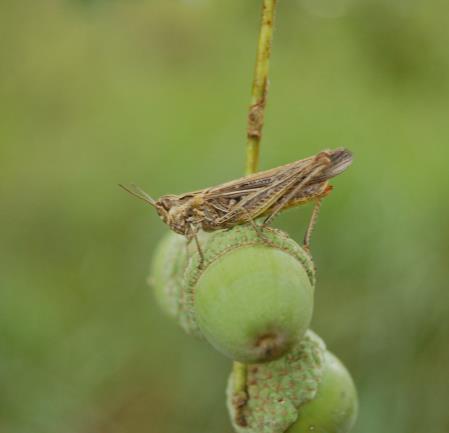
119, 184, 156, 207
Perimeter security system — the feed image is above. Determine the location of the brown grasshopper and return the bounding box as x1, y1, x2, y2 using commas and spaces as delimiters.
120, 148, 352, 259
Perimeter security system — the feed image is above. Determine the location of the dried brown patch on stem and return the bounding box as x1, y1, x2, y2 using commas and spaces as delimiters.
245, 0, 277, 175
232, 390, 249, 427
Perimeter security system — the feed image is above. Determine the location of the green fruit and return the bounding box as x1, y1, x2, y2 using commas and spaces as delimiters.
150, 231, 187, 319
227, 330, 327, 433
286, 351, 358, 433
187, 225, 315, 363
149, 225, 316, 358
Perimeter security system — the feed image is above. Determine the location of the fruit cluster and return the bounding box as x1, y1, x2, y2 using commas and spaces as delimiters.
150, 225, 358, 433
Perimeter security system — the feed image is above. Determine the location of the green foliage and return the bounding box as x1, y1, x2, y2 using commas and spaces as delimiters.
1, 1, 448, 433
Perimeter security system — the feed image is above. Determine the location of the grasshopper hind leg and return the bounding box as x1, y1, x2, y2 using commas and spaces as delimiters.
303, 199, 322, 253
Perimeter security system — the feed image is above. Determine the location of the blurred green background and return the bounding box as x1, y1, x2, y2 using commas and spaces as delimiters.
1, 1, 449, 432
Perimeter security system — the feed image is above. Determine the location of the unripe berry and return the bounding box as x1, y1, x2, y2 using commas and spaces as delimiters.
185, 225, 315, 363
227, 330, 327, 433
150, 225, 315, 362
150, 231, 187, 320
286, 351, 358, 433
227, 332, 358, 433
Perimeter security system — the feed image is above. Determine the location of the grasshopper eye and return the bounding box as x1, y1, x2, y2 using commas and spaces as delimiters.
160, 197, 174, 210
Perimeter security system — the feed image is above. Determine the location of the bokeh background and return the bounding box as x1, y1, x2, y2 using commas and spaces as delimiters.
1, 1, 449, 432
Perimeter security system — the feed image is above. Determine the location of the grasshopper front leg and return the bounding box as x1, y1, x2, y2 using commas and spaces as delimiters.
187, 224, 205, 266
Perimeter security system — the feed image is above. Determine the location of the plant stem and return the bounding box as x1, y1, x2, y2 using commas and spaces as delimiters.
231, 361, 249, 427
232, 0, 278, 426
245, 0, 278, 175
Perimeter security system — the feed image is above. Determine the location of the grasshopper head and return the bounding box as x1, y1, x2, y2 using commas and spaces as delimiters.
119, 184, 187, 234
157, 196, 189, 235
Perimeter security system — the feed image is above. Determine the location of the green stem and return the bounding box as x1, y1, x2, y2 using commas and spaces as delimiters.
245, 0, 278, 175
233, 361, 248, 394
233, 0, 278, 425
231, 361, 249, 427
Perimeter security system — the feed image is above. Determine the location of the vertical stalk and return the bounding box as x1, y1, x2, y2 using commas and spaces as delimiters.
245, 0, 278, 175
232, 0, 278, 427
231, 361, 249, 427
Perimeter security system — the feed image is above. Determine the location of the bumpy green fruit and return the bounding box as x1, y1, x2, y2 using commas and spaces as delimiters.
227, 332, 358, 433
149, 225, 315, 358
227, 331, 326, 433
150, 232, 187, 319
187, 225, 315, 363
286, 351, 358, 433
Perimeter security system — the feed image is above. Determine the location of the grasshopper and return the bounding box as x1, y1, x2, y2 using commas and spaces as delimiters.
120, 148, 352, 260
